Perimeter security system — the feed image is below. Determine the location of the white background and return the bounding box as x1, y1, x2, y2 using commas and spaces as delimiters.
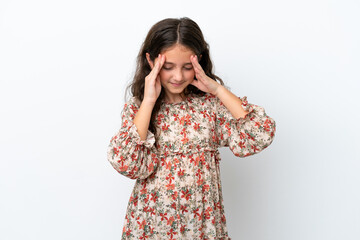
1, 0, 359, 239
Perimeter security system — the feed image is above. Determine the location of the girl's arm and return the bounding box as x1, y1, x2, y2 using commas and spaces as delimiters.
107, 97, 159, 179
189, 55, 275, 157
212, 93, 276, 158
134, 100, 155, 141
214, 85, 250, 119
134, 53, 165, 140
107, 54, 165, 179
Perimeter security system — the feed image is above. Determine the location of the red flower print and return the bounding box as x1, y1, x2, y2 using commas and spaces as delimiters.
195, 168, 202, 178
116, 155, 125, 163
221, 214, 226, 223
204, 94, 212, 102
147, 162, 154, 172
180, 225, 186, 234
214, 201, 222, 210
122, 119, 129, 128
140, 187, 147, 195
162, 123, 170, 131
184, 114, 192, 125
119, 165, 128, 172
166, 173, 175, 181
139, 232, 149, 240
144, 195, 149, 204
150, 192, 158, 203
177, 169, 185, 177
200, 110, 210, 120
193, 207, 201, 221
166, 182, 175, 191
137, 219, 146, 230
159, 212, 168, 221
240, 132, 246, 139
204, 206, 213, 219
157, 113, 164, 125
189, 105, 196, 113
180, 204, 188, 214
180, 128, 186, 136
167, 228, 177, 239
171, 191, 178, 201
165, 161, 172, 170
167, 216, 175, 226
132, 196, 138, 207
125, 227, 131, 236
113, 147, 119, 156
238, 141, 246, 149
181, 136, 189, 144
194, 156, 200, 166
251, 144, 260, 152
181, 189, 191, 201
202, 184, 210, 192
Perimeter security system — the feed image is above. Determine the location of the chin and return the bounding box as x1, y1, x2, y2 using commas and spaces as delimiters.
167, 86, 185, 92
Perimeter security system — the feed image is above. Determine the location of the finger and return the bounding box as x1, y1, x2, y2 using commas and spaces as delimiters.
153, 54, 165, 76
191, 58, 206, 82
146, 54, 159, 80
148, 54, 162, 80
158, 54, 166, 70
191, 55, 203, 72
192, 55, 210, 82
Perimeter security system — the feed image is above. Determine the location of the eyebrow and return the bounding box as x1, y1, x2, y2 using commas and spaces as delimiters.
164, 62, 192, 66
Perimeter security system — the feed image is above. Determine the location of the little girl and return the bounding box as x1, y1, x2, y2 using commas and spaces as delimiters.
107, 17, 276, 240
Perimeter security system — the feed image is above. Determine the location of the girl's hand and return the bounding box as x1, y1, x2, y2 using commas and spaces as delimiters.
143, 54, 166, 104
190, 55, 221, 95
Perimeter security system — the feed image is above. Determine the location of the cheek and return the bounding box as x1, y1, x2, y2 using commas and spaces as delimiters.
185, 70, 195, 80
159, 71, 170, 82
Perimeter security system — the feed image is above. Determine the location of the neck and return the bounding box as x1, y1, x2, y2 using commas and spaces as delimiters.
165, 92, 186, 104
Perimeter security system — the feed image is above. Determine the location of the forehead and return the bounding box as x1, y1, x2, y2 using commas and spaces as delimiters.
161, 44, 195, 63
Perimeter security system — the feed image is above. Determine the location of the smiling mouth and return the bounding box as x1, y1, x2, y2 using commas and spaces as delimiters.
171, 82, 184, 86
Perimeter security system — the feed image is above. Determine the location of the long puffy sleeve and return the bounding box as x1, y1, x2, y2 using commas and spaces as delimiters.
214, 95, 276, 158
107, 97, 159, 179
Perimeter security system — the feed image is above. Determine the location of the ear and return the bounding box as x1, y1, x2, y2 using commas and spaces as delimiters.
146, 53, 154, 69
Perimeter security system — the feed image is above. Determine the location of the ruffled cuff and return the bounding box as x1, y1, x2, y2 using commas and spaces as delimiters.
234, 96, 255, 122
239, 96, 253, 112
128, 122, 156, 148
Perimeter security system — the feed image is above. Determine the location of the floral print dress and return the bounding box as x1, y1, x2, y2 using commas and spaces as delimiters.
107, 92, 276, 239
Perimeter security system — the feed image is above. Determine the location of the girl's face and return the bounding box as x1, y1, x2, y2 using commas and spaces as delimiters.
154, 44, 196, 103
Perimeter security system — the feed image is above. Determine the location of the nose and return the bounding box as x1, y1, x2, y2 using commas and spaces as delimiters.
173, 68, 183, 82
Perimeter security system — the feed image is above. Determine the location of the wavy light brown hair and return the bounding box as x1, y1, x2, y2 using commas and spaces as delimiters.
125, 17, 224, 137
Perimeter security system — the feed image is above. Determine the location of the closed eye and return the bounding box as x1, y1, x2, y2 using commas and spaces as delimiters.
162, 67, 193, 71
